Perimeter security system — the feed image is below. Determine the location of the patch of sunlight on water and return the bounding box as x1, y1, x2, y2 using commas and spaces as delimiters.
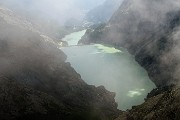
94, 44, 122, 53
62, 30, 86, 46
127, 89, 145, 98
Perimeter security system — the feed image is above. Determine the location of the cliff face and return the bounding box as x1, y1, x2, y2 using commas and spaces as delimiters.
80, 0, 180, 87
0, 6, 119, 120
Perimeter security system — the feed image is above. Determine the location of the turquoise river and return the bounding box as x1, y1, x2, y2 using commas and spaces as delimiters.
60, 30, 156, 110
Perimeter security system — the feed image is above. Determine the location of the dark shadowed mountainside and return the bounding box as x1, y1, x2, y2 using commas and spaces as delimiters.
0, 6, 119, 120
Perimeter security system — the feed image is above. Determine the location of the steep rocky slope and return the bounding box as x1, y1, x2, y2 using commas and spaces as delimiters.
80, 0, 180, 87
0, 77, 68, 120
0, 6, 119, 120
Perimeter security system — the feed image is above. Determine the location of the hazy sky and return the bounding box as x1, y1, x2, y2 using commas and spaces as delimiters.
0, 0, 106, 25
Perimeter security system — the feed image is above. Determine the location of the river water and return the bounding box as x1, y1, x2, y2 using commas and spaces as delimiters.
60, 30, 156, 110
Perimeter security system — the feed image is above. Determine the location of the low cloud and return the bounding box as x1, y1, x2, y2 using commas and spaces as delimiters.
0, 0, 106, 25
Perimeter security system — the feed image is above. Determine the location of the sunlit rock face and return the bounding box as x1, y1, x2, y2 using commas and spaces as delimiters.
80, 0, 180, 87
0, 6, 120, 120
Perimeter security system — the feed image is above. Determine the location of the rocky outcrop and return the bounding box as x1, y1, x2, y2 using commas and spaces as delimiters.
0, 6, 119, 120
80, 0, 180, 87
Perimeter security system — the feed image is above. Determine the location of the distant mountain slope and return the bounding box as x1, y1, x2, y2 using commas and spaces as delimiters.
80, 0, 180, 87
0, 6, 61, 44
84, 0, 122, 24
0, 6, 119, 120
